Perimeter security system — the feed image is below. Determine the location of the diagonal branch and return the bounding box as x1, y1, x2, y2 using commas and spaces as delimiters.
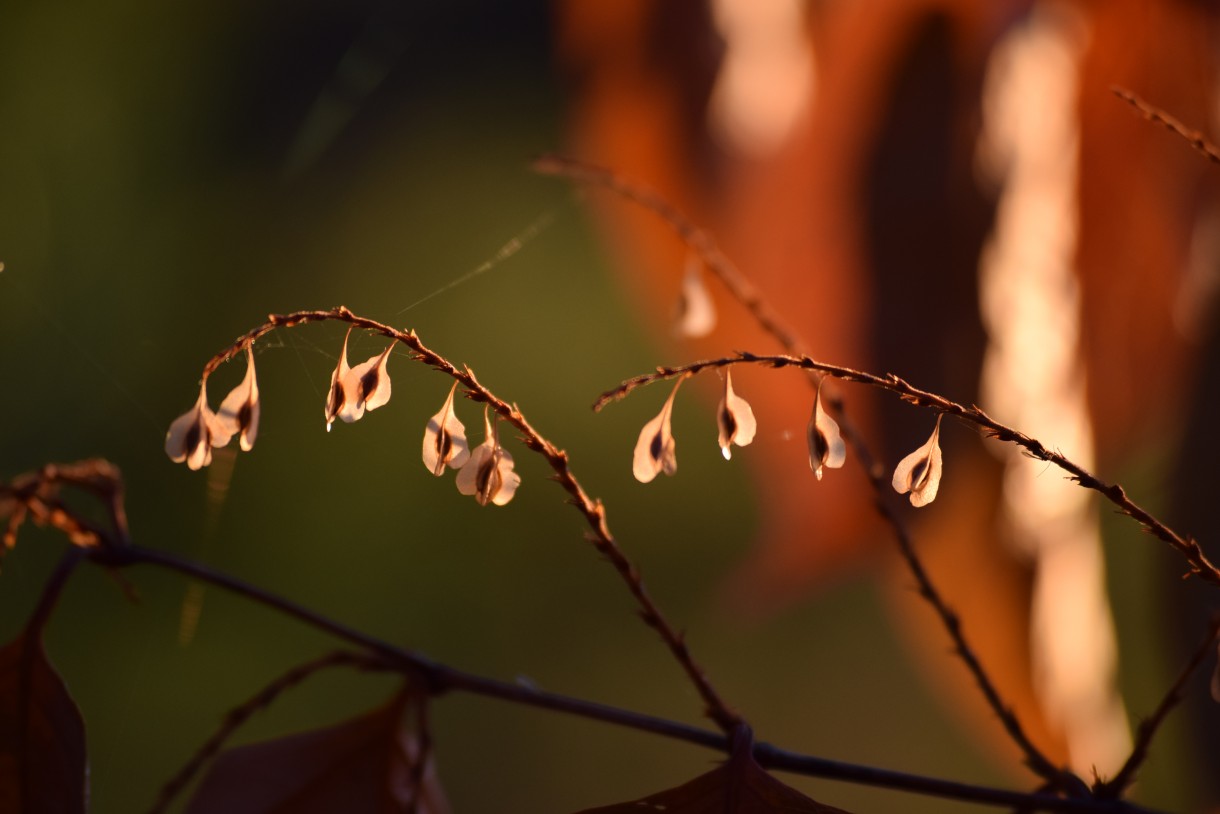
1112, 87, 1220, 167
195, 308, 740, 731
539, 156, 1070, 784
1096, 615, 1220, 799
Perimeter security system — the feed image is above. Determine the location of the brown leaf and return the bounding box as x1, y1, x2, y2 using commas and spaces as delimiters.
0, 633, 89, 814
574, 728, 851, 814
186, 695, 449, 814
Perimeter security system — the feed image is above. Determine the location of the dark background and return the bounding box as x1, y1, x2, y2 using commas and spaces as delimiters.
0, 2, 1202, 812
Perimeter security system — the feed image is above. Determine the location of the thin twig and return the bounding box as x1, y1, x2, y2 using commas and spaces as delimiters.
540, 157, 1070, 784
98, 543, 1159, 814
194, 306, 740, 731
532, 154, 813, 357
1096, 615, 1220, 799
595, 352, 1220, 588
148, 650, 390, 814
1112, 87, 1220, 166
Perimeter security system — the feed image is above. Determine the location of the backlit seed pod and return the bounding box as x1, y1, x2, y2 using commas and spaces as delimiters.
423, 382, 470, 476
216, 345, 260, 452
892, 415, 944, 507
633, 377, 685, 483
324, 328, 355, 430
456, 407, 520, 506
166, 381, 233, 470
324, 327, 396, 430
716, 369, 756, 461
347, 341, 395, 416
807, 381, 845, 480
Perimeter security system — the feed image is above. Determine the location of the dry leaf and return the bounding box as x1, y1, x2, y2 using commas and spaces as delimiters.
186, 695, 448, 814
0, 633, 88, 814
573, 728, 850, 814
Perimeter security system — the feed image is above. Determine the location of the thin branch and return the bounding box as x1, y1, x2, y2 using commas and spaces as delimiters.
1112, 87, 1220, 166
98, 544, 1159, 814
148, 650, 390, 814
194, 307, 741, 731
595, 352, 1220, 588
1096, 615, 1220, 799
539, 157, 1070, 784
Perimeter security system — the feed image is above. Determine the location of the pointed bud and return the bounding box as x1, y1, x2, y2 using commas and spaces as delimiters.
324, 328, 354, 431
716, 369, 757, 461
324, 328, 396, 430
423, 382, 470, 476
166, 381, 232, 470
216, 345, 260, 452
892, 415, 944, 507
633, 377, 684, 483
347, 341, 395, 416
807, 381, 845, 480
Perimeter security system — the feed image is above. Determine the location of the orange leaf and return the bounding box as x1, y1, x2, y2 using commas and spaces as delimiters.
574, 728, 850, 814
186, 695, 448, 814
0, 633, 88, 814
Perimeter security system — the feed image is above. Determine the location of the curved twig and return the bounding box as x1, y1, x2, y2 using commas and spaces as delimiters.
1096, 615, 1220, 799
595, 352, 1220, 588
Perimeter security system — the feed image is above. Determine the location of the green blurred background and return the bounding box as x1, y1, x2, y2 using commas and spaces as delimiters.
0, 2, 1196, 812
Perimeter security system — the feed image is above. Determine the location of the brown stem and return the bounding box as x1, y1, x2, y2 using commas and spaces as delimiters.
1112, 87, 1220, 167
